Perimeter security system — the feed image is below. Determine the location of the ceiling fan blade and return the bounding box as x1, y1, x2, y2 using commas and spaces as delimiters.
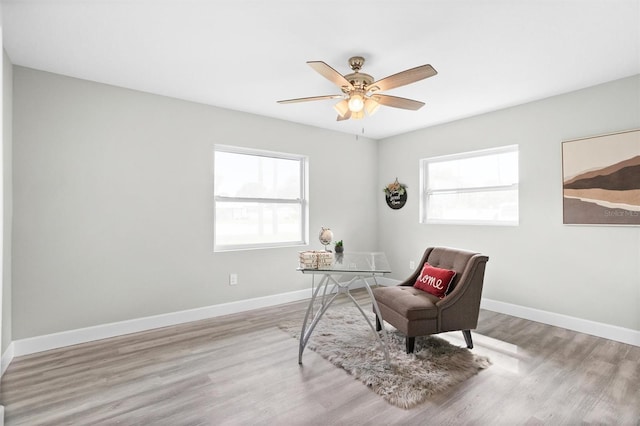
366, 64, 437, 92
307, 61, 354, 90
277, 94, 344, 104
371, 94, 425, 110
336, 110, 352, 121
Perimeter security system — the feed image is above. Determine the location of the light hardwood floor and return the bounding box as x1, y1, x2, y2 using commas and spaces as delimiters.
2, 289, 639, 425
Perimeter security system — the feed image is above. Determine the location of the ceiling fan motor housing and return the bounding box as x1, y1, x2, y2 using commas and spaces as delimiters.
343, 56, 374, 93
342, 73, 374, 93
348, 56, 365, 71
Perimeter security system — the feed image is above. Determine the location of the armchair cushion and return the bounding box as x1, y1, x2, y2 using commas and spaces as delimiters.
414, 263, 456, 298
373, 286, 440, 320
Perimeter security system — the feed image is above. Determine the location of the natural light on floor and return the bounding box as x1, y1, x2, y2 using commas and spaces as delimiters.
440, 331, 524, 374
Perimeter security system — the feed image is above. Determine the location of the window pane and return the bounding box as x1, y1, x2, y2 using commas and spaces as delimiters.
421, 146, 519, 225
428, 151, 518, 190
215, 151, 301, 199
215, 202, 303, 246
426, 189, 519, 223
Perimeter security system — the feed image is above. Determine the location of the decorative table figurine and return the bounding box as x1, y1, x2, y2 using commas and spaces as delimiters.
319, 227, 333, 251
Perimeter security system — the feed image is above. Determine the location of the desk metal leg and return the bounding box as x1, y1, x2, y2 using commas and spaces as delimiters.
365, 276, 390, 364
340, 276, 390, 365
299, 275, 340, 364
299, 273, 391, 366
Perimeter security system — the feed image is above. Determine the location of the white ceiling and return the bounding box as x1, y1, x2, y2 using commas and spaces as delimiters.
2, 0, 639, 139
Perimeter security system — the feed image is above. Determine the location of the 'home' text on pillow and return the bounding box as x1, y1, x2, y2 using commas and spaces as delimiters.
414, 263, 456, 298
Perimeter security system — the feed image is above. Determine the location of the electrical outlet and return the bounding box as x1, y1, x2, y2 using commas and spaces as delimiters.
409, 261, 415, 270
229, 273, 238, 286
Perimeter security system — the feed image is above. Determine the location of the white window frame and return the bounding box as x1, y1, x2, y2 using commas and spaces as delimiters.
213, 145, 308, 251
420, 145, 519, 226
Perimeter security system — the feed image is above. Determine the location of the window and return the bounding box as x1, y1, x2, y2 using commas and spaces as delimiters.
214, 145, 308, 251
420, 145, 519, 225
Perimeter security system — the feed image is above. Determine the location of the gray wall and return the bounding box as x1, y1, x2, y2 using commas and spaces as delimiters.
377, 75, 640, 331
12, 66, 379, 339
2, 49, 12, 353
11, 65, 640, 341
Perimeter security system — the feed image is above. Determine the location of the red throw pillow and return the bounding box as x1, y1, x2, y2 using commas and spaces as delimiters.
414, 263, 456, 298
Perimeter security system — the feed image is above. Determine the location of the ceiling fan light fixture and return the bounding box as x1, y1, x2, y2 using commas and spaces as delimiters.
348, 93, 364, 112
333, 99, 350, 117
351, 110, 365, 120
364, 98, 380, 116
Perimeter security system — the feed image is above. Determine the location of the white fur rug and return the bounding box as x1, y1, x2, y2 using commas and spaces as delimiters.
280, 306, 491, 409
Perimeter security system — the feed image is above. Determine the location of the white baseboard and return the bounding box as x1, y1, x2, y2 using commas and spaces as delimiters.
481, 298, 640, 347
7, 279, 380, 359
1, 342, 13, 376
3, 284, 638, 371
370, 276, 398, 287
11, 287, 313, 358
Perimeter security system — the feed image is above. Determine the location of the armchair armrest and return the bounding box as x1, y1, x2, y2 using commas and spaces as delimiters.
436, 254, 488, 307
436, 254, 489, 331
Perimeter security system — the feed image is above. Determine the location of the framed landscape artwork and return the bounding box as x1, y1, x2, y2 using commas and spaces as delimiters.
562, 129, 640, 225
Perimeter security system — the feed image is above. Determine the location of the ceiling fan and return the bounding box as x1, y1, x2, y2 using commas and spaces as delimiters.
277, 56, 437, 121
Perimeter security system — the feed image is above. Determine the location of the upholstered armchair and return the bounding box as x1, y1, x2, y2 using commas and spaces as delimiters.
373, 247, 489, 353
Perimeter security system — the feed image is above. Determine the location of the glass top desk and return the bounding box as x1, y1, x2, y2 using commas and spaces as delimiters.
296, 251, 391, 365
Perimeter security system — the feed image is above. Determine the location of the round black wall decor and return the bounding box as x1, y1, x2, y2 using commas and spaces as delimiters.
384, 178, 408, 210
385, 191, 407, 209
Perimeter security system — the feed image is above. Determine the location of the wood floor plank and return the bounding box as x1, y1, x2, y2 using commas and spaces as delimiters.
1, 289, 639, 425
